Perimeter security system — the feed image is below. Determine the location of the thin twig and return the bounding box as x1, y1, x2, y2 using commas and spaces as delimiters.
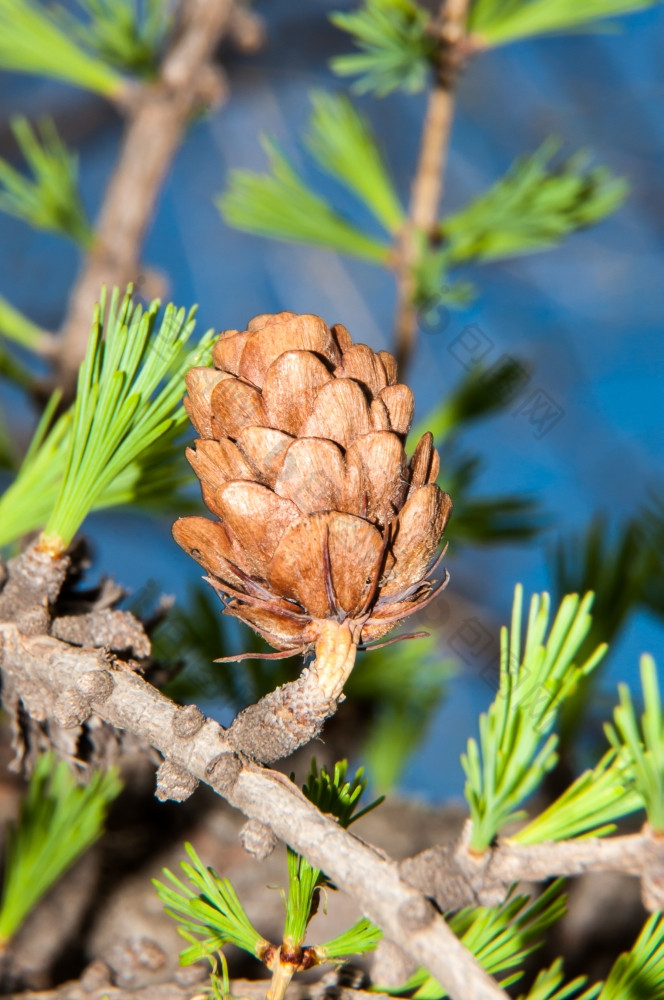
399, 818, 664, 914
55, 0, 236, 394
34, 331, 59, 360
394, 0, 472, 375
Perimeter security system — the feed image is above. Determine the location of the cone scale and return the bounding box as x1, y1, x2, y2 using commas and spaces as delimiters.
174, 312, 452, 696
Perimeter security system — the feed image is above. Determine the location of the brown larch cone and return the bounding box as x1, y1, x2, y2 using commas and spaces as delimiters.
173, 312, 451, 743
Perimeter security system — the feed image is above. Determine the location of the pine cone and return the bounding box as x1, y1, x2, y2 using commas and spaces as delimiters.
174, 312, 451, 666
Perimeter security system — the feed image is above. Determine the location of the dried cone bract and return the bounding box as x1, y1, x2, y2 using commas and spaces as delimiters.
174, 312, 451, 663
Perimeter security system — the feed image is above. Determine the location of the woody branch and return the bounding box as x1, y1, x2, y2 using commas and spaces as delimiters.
1, 544, 662, 997
56, 0, 239, 393
394, 0, 473, 374
0, 619, 506, 1000
4, 623, 664, 993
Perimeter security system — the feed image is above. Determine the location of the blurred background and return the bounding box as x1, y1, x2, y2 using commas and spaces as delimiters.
1, 0, 663, 800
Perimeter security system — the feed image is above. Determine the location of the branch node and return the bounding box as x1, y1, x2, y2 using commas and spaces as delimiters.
641, 833, 664, 911
155, 759, 199, 802
372, 939, 418, 988
228, 4, 266, 53
398, 895, 437, 932
642, 872, 664, 912
430, 18, 472, 89
227, 669, 335, 763
206, 751, 243, 796
0, 544, 69, 634
53, 689, 92, 728
172, 703, 206, 739
239, 817, 278, 860
193, 64, 229, 108
52, 609, 150, 658
79, 959, 113, 992
400, 843, 478, 912
76, 667, 115, 703
227, 624, 356, 763
452, 823, 509, 906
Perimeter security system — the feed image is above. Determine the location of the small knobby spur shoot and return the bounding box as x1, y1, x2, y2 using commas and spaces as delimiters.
0, 286, 216, 551
154, 761, 383, 1000
0, 753, 121, 947
462, 584, 607, 852
174, 310, 452, 702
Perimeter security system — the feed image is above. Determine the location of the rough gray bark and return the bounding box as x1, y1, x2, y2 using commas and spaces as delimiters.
1, 547, 661, 1000
400, 821, 664, 912
15, 970, 392, 1000
0, 622, 508, 1000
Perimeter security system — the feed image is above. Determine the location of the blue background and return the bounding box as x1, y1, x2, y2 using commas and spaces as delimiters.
1, 0, 662, 799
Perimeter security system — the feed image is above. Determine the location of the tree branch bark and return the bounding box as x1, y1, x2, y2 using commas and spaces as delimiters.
56, 0, 236, 393
399, 819, 664, 915
2, 548, 661, 1000
15, 973, 392, 1000
0, 623, 508, 1000
394, 0, 472, 374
